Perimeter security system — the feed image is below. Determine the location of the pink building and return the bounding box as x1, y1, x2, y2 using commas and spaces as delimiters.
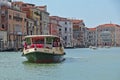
96, 23, 120, 47
0, 4, 26, 50
71, 19, 86, 47
49, 16, 60, 36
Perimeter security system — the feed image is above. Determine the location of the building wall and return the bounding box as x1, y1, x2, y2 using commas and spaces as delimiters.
26, 18, 34, 35
0, 5, 26, 50
115, 26, 120, 46
58, 19, 73, 47
12, 2, 50, 35
30, 8, 41, 35
0, 6, 8, 31
0, 31, 7, 42
49, 16, 59, 36
96, 24, 120, 47
49, 16, 73, 47
88, 28, 97, 46
71, 19, 86, 47
40, 11, 50, 35
7, 8, 26, 49
0, 31, 7, 50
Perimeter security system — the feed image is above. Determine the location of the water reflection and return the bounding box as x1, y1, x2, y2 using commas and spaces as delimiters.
22, 61, 63, 70
22, 61, 64, 79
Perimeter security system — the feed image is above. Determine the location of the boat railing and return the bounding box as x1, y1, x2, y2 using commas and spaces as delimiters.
30, 44, 44, 48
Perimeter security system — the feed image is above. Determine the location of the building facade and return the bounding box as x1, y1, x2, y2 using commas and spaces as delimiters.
0, 1, 26, 50
87, 28, 97, 46
49, 16, 59, 36
49, 16, 73, 47
58, 17, 73, 47
26, 18, 34, 35
12, 2, 50, 35
96, 24, 120, 47
71, 19, 86, 47
36, 6, 50, 35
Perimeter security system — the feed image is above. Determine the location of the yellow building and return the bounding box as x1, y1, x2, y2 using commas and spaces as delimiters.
29, 8, 41, 35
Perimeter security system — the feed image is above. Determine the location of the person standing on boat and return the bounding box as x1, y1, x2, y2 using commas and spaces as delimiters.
22, 39, 27, 49
53, 39, 58, 47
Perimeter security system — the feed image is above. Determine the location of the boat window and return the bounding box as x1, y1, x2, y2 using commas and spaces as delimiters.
46, 37, 52, 44
32, 37, 44, 44
45, 37, 53, 49
59, 42, 63, 47
25, 38, 31, 45
53, 38, 60, 47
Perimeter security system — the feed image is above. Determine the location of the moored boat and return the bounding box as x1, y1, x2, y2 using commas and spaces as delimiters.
89, 46, 97, 50
22, 35, 66, 63
105, 46, 111, 48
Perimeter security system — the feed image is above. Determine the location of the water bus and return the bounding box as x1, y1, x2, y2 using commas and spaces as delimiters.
22, 35, 66, 63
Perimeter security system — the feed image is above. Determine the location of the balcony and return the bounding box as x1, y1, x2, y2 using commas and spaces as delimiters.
13, 16, 23, 21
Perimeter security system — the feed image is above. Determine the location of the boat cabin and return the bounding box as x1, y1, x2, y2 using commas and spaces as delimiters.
24, 35, 63, 49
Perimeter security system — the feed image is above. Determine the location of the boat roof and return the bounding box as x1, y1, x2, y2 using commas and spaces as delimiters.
25, 35, 60, 38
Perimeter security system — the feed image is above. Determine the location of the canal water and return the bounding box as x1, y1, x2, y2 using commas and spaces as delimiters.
0, 47, 120, 80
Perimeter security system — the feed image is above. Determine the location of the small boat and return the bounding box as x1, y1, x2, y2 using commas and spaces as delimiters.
105, 46, 111, 48
89, 46, 97, 50
22, 35, 66, 63
92, 46, 97, 50
89, 46, 92, 49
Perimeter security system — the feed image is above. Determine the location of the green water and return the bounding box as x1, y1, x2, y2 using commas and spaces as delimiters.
0, 47, 120, 80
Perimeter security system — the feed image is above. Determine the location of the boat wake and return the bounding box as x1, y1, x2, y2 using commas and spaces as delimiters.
64, 56, 85, 63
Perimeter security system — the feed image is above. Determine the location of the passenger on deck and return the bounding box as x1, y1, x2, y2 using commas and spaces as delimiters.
24, 42, 27, 49
30, 44, 44, 48
53, 39, 59, 47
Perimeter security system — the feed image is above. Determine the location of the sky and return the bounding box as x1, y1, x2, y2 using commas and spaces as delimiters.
15, 0, 120, 27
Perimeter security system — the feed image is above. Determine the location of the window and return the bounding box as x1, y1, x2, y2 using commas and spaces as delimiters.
30, 31, 32, 35
59, 28, 61, 31
14, 24, 21, 32
32, 38, 44, 44
26, 38, 31, 45
69, 28, 71, 32
16, 13, 20, 17
64, 36, 67, 40
9, 15, 12, 19
65, 22, 67, 24
2, 24, 4, 29
22, 4, 27, 7
65, 27, 67, 33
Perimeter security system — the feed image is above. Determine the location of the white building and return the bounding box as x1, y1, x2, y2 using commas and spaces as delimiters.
49, 16, 73, 47
58, 17, 73, 47
87, 28, 97, 46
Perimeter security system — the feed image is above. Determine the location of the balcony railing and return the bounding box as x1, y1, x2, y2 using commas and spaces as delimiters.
13, 16, 23, 21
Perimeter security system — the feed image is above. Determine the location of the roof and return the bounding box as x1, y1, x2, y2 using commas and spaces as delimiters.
36, 5, 46, 8
50, 16, 70, 21
97, 23, 120, 28
12, 1, 24, 4
71, 20, 83, 23
88, 28, 96, 31
25, 35, 60, 38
